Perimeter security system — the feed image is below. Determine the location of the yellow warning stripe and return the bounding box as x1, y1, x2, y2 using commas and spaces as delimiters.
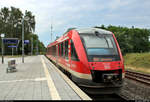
43, 56, 92, 100
41, 56, 61, 100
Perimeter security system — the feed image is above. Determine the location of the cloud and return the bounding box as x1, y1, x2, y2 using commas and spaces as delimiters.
0, 0, 150, 46
108, 0, 132, 10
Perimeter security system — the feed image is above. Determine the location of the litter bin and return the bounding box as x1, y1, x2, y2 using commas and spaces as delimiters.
6, 60, 17, 73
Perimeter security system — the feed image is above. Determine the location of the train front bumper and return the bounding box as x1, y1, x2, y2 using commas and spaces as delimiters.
72, 74, 124, 88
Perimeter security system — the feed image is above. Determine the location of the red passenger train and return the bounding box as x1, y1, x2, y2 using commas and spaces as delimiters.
46, 28, 125, 94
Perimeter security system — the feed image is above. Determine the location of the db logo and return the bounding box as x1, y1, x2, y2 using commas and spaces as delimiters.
103, 63, 110, 69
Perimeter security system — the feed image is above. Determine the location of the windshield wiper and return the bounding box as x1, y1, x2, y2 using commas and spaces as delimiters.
95, 34, 110, 48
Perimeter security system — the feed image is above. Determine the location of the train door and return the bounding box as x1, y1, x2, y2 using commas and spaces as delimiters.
64, 40, 69, 68
70, 40, 79, 69
56, 44, 58, 66
68, 40, 71, 69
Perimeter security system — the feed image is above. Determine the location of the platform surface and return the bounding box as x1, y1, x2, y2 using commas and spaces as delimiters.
0, 55, 81, 100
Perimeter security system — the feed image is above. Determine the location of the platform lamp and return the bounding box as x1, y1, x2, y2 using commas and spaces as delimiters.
18, 15, 29, 63
1, 33, 5, 64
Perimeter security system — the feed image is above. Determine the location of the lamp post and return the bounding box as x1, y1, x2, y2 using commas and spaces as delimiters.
21, 16, 29, 63
21, 17, 24, 63
36, 40, 39, 55
1, 33, 5, 64
31, 37, 33, 56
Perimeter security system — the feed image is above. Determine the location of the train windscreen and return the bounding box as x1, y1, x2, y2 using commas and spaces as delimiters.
80, 33, 120, 62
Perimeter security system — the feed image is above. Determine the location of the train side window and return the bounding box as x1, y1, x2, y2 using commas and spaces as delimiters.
54, 46, 56, 56
65, 40, 69, 59
51, 47, 53, 55
52, 46, 54, 56
59, 44, 61, 56
50, 47, 52, 55
52, 46, 56, 56
47, 48, 49, 55
71, 40, 79, 61
61, 43, 63, 57
63, 42, 65, 58
52, 46, 53, 55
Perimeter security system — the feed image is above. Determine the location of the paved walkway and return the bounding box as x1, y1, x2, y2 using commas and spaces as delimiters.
0, 55, 81, 100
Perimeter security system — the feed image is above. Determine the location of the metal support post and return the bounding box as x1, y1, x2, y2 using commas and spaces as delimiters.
36, 40, 38, 55
31, 37, 33, 55
12, 48, 13, 56
22, 18, 24, 63
1, 38, 4, 64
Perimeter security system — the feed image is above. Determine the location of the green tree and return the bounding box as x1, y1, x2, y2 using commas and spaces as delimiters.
94, 24, 150, 54
0, 6, 45, 55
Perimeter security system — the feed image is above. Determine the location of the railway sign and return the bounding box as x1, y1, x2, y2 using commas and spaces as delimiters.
8, 45, 17, 48
3, 38, 19, 44
24, 40, 29, 44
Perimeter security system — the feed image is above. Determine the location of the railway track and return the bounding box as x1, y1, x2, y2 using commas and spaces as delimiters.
125, 70, 150, 86
87, 93, 127, 101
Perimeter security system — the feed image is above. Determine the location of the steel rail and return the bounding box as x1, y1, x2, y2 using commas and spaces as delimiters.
125, 70, 150, 86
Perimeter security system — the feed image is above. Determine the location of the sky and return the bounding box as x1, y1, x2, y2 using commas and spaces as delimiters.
0, 0, 150, 46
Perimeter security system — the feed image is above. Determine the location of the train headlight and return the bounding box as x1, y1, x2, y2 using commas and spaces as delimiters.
107, 75, 112, 80
122, 73, 125, 79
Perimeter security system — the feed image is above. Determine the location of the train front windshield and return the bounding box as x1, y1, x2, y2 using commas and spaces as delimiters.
80, 34, 120, 62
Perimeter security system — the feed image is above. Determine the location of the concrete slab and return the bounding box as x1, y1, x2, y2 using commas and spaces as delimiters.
0, 55, 83, 100
0, 56, 51, 100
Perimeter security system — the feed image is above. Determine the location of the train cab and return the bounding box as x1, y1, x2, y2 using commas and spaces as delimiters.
46, 27, 125, 94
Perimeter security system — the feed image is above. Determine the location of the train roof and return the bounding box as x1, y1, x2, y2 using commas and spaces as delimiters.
47, 28, 113, 47
75, 28, 112, 35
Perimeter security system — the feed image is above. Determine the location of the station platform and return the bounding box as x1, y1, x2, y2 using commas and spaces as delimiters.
0, 55, 91, 100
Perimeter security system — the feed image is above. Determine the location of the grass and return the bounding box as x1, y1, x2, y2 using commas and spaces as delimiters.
123, 53, 150, 74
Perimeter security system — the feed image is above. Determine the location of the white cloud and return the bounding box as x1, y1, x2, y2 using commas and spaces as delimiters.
0, 0, 150, 46
108, 0, 134, 10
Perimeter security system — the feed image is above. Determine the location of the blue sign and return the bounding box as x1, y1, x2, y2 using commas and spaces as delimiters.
24, 40, 29, 44
8, 45, 17, 48
3, 38, 18, 44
